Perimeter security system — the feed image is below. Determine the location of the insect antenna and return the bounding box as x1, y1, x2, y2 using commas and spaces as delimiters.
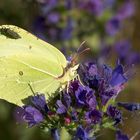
77, 41, 87, 53
70, 41, 90, 67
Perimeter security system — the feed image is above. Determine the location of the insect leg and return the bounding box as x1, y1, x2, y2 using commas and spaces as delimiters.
77, 73, 85, 86
28, 83, 35, 96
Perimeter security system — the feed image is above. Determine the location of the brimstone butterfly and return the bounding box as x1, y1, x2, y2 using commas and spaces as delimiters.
0, 25, 78, 106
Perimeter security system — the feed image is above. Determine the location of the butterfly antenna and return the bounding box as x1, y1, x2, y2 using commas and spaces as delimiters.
66, 41, 90, 70
77, 41, 86, 53
28, 83, 35, 96
71, 42, 90, 65
78, 47, 90, 56
72, 47, 90, 63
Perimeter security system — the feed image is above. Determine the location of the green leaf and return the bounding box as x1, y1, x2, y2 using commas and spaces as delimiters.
60, 127, 71, 140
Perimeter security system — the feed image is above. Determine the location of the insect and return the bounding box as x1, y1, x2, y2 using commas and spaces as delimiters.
0, 27, 21, 39
0, 25, 79, 106
117, 102, 140, 111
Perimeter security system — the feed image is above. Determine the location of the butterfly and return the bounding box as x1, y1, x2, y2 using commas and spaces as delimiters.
0, 25, 79, 106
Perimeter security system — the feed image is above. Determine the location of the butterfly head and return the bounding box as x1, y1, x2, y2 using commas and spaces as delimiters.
66, 41, 90, 69
59, 42, 90, 86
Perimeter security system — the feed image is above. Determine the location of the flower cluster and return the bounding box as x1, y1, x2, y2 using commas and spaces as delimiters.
33, 0, 140, 68
99, 40, 140, 67
105, 0, 135, 36
33, 0, 135, 48
114, 40, 140, 65
15, 61, 138, 140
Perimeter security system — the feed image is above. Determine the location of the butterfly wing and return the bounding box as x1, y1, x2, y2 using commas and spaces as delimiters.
0, 25, 67, 106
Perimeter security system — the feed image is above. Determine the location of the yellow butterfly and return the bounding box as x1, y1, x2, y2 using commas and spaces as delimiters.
0, 25, 78, 106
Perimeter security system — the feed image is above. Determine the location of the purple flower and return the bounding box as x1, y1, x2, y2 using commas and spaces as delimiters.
61, 17, 74, 40
101, 65, 112, 82
105, 1, 135, 37
71, 109, 78, 121
14, 107, 26, 124
105, 1, 135, 36
116, 131, 129, 140
56, 100, 67, 114
65, 0, 73, 10
74, 126, 90, 140
75, 85, 97, 109
23, 106, 44, 127
103, 0, 116, 9
88, 63, 98, 76
78, 63, 99, 89
98, 45, 112, 63
106, 16, 121, 36
31, 94, 49, 113
99, 63, 128, 105
117, 102, 140, 111
79, 0, 103, 16
51, 128, 60, 140
110, 64, 127, 87
115, 40, 140, 65
115, 41, 131, 61
100, 87, 115, 105
63, 92, 71, 108
41, 0, 58, 15
117, 1, 135, 20
100, 82, 125, 105
85, 109, 102, 124
69, 80, 80, 93
79, 62, 128, 106
75, 86, 90, 106
127, 53, 140, 65
107, 105, 122, 125
47, 12, 60, 24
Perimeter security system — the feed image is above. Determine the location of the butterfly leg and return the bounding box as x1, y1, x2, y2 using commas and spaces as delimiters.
28, 83, 35, 96
77, 74, 85, 86
66, 81, 70, 93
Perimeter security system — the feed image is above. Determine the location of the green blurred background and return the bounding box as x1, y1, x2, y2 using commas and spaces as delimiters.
0, 0, 140, 139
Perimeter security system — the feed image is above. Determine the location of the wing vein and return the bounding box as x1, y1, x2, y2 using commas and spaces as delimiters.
13, 59, 57, 78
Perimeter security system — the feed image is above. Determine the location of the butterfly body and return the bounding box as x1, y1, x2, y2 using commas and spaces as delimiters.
0, 25, 78, 106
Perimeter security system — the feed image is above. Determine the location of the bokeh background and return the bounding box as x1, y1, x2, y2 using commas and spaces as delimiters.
0, 0, 140, 139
